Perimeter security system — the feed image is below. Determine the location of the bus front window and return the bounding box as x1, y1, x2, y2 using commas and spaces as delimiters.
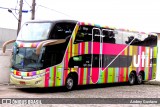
17, 22, 52, 41
12, 47, 44, 72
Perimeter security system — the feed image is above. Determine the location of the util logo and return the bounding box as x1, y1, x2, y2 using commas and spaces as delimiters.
133, 48, 153, 67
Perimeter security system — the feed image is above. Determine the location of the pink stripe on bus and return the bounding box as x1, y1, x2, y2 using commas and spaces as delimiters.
45, 68, 50, 87
103, 43, 126, 55
91, 68, 100, 84
93, 42, 100, 54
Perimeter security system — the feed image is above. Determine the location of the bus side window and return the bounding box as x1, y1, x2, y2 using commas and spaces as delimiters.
119, 56, 128, 67
140, 34, 157, 46
49, 22, 75, 39
68, 54, 91, 68
92, 28, 101, 42
74, 25, 93, 44
102, 30, 115, 43
123, 32, 139, 45
92, 55, 100, 67
102, 55, 109, 67
115, 31, 123, 44
108, 55, 120, 67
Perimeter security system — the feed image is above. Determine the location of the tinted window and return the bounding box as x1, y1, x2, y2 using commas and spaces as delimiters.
68, 54, 92, 68
102, 55, 132, 67
69, 54, 132, 68
74, 26, 93, 44
102, 29, 116, 43
43, 43, 68, 68
117, 31, 157, 46
102, 55, 119, 67
50, 22, 76, 39
125, 34, 157, 46
74, 25, 157, 46
93, 28, 101, 42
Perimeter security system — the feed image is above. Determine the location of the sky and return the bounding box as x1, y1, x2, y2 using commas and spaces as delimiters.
0, 0, 160, 33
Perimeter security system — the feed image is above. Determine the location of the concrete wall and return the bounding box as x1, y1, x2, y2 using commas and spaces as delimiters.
0, 49, 11, 83
0, 28, 16, 83
0, 28, 17, 49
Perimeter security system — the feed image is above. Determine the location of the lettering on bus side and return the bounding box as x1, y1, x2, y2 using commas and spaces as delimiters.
133, 48, 154, 67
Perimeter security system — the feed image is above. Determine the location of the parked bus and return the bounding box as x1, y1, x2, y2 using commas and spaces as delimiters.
3, 20, 158, 90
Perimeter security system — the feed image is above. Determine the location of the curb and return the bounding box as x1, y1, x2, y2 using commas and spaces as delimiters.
144, 80, 160, 85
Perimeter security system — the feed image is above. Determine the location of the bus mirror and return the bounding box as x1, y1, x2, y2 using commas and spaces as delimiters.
36, 39, 66, 55
2, 40, 16, 53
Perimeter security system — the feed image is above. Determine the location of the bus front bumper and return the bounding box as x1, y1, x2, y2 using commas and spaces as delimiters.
10, 74, 45, 87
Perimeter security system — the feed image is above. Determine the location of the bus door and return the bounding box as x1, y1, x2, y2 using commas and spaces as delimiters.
91, 28, 103, 83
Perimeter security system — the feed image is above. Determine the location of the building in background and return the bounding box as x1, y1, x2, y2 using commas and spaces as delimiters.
0, 28, 17, 49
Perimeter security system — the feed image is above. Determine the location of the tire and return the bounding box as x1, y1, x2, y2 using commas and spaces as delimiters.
137, 73, 143, 84
65, 76, 75, 91
129, 72, 136, 85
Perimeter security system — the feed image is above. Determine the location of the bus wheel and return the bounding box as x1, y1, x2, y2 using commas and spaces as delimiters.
137, 73, 143, 84
65, 76, 75, 91
129, 72, 136, 85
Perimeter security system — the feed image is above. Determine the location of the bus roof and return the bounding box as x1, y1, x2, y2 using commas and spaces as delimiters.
24, 19, 157, 36
25, 19, 78, 24
78, 21, 158, 36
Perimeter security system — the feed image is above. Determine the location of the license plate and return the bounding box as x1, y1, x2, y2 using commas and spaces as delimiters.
20, 81, 25, 84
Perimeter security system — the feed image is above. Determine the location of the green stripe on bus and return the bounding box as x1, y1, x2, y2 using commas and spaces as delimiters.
101, 70, 105, 83
83, 68, 87, 85
85, 42, 88, 54
108, 68, 113, 83
49, 67, 54, 87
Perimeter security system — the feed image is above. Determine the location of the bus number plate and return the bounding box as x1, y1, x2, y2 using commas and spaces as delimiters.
20, 81, 25, 84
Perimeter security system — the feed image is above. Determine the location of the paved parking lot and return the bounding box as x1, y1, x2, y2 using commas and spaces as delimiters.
0, 81, 160, 107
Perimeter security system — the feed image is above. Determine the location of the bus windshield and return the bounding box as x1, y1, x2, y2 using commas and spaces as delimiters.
17, 22, 52, 41
12, 47, 44, 72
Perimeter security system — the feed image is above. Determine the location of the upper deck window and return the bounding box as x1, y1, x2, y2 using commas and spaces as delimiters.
17, 22, 52, 41
50, 22, 76, 39
74, 25, 93, 44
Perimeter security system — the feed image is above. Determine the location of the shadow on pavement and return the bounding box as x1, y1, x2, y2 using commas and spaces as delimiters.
15, 82, 130, 93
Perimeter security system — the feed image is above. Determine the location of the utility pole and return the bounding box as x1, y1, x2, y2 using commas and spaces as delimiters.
31, 0, 36, 20
17, 0, 23, 35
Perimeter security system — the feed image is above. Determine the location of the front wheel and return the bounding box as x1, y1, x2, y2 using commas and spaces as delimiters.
129, 72, 136, 85
65, 76, 75, 91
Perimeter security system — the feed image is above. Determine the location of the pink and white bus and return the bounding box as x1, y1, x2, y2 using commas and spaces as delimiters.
3, 20, 158, 90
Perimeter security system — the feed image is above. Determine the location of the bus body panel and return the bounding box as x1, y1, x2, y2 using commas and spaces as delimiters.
10, 21, 158, 87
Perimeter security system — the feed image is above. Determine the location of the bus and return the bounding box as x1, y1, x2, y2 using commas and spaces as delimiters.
2, 20, 158, 91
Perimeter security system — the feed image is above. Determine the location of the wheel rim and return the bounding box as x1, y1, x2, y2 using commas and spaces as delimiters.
137, 75, 142, 84
66, 78, 73, 90
129, 74, 135, 84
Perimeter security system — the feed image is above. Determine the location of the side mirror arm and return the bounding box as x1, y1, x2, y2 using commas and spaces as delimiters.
36, 39, 66, 55
2, 40, 16, 53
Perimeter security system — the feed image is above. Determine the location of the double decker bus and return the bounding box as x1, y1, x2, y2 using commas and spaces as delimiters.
3, 20, 158, 91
